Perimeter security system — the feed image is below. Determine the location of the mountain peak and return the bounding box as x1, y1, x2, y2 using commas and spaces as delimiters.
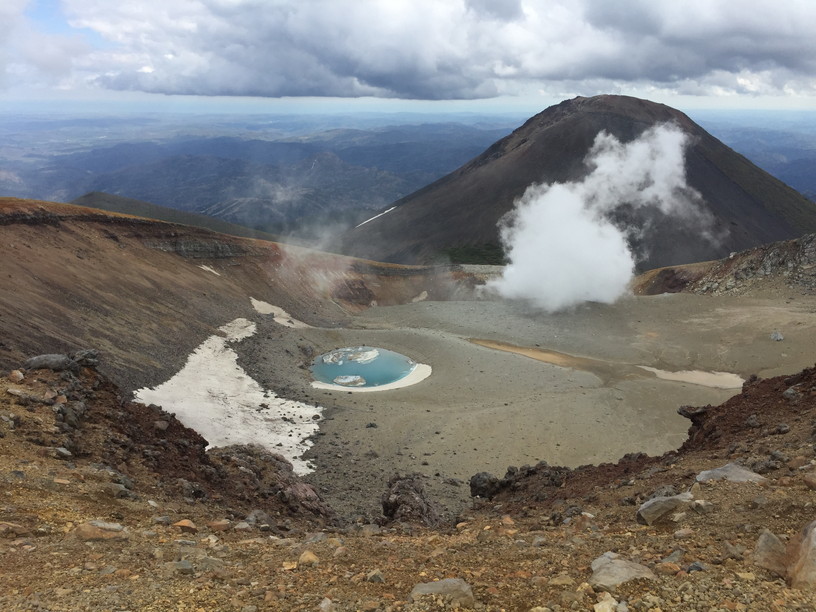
339, 95, 815, 269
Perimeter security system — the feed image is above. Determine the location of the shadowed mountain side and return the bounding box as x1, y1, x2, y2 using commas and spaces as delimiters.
338, 95, 816, 269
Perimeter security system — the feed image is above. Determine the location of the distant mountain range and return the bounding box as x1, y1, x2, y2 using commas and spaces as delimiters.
71, 192, 283, 242
338, 95, 816, 269
0, 121, 511, 238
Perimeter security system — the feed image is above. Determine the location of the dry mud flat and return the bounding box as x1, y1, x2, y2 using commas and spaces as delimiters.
254, 291, 816, 521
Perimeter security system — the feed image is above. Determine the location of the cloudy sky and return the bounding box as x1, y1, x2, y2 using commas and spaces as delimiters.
3, 0, 816, 112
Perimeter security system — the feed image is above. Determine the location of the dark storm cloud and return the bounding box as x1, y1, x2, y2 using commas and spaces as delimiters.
19, 0, 816, 100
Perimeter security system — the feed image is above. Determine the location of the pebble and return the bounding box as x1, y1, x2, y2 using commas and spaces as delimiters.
318, 598, 337, 612
298, 550, 319, 567
208, 519, 231, 531
168, 560, 194, 575
366, 569, 385, 583
656, 562, 681, 575
594, 592, 620, 612
172, 519, 197, 533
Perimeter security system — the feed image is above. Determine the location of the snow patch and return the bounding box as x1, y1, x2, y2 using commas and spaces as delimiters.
355, 206, 397, 228
333, 375, 367, 387
250, 298, 312, 328
198, 264, 221, 276
135, 318, 321, 474
321, 347, 380, 366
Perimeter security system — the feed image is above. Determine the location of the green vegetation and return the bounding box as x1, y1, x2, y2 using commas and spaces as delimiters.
439, 242, 506, 265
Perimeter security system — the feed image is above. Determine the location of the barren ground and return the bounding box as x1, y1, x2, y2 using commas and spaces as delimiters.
237, 290, 816, 521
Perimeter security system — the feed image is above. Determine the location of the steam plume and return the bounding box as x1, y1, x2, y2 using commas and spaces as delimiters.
487, 123, 712, 311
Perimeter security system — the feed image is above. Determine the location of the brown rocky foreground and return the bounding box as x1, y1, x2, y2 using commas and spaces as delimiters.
3, 354, 816, 611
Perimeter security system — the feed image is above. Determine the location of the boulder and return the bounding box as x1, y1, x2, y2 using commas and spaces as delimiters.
787, 520, 816, 589
696, 463, 766, 483
23, 354, 76, 372
752, 529, 787, 577
381, 473, 441, 527
589, 552, 656, 591
74, 521, 128, 542
409, 578, 475, 607
469, 471, 500, 498
636, 492, 693, 525
23, 349, 98, 372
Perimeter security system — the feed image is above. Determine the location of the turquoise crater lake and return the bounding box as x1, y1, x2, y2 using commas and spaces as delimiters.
311, 346, 418, 388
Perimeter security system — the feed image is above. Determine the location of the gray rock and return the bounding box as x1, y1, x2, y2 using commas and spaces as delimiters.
752, 529, 787, 577
648, 484, 678, 499
198, 556, 225, 571
244, 509, 272, 525
366, 569, 385, 583
22, 350, 98, 372
589, 552, 656, 590
409, 578, 475, 607
318, 599, 337, 612
770, 331, 784, 342
382, 473, 441, 527
469, 471, 500, 498
103, 483, 130, 498
783, 387, 801, 401
661, 549, 685, 564
167, 560, 194, 575
774, 423, 791, 434
696, 463, 766, 483
54, 447, 73, 460
88, 520, 123, 531
787, 520, 816, 589
636, 492, 693, 525
23, 354, 76, 372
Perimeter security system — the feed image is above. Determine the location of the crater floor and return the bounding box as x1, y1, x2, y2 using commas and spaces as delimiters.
235, 291, 816, 521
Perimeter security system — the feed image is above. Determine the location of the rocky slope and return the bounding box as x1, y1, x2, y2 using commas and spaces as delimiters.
634, 232, 816, 297
4, 349, 816, 610
0, 197, 469, 391
339, 95, 816, 269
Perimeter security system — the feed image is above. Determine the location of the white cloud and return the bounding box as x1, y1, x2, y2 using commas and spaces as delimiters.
1, 0, 93, 90
6, 0, 816, 100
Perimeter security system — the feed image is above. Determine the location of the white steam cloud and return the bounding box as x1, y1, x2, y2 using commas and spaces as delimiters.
487, 123, 711, 312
